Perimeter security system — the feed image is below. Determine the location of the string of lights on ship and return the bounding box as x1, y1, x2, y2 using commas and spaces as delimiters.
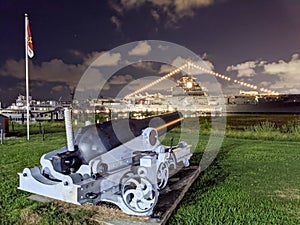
124, 61, 278, 99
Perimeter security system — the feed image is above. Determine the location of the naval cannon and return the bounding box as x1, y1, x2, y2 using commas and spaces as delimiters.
19, 111, 192, 216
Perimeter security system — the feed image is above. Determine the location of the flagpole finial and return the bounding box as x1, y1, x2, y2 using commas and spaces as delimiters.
25, 13, 28, 17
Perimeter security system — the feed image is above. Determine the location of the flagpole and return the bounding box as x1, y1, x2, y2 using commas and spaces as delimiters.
25, 13, 30, 141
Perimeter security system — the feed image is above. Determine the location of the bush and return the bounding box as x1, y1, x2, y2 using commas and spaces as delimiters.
280, 120, 300, 134
249, 121, 278, 133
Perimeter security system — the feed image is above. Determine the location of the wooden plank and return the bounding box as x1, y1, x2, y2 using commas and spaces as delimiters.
27, 194, 53, 203
153, 166, 200, 225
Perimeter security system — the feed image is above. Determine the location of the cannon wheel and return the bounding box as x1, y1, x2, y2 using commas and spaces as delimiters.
121, 175, 158, 213
157, 162, 169, 190
120, 171, 135, 186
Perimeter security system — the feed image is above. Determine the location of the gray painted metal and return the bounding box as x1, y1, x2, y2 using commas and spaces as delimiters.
18, 113, 192, 216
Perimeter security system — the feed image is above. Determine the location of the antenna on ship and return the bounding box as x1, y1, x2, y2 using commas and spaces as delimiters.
187, 60, 191, 75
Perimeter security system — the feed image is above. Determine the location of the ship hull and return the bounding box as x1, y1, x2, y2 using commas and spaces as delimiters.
225, 94, 300, 114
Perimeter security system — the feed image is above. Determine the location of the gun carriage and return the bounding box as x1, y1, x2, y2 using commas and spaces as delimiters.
19, 111, 192, 216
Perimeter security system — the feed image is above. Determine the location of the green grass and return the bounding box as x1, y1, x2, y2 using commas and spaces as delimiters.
0, 133, 96, 225
169, 137, 300, 225
8, 121, 66, 137
0, 115, 300, 224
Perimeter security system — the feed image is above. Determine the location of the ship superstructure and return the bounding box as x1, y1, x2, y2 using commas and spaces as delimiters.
172, 76, 206, 96
0, 94, 70, 123
225, 93, 300, 113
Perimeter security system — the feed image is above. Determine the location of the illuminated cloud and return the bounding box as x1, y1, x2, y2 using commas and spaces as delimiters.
172, 0, 214, 14
159, 55, 214, 75
118, 0, 146, 10
158, 57, 190, 74
128, 41, 151, 56
263, 54, 300, 93
108, 74, 133, 85
50, 85, 71, 96
158, 64, 175, 74
111, 16, 122, 31
226, 61, 258, 77
89, 52, 122, 66
115, 0, 215, 14
0, 58, 85, 88
150, 9, 160, 22
131, 61, 157, 73
0, 51, 122, 92
226, 54, 300, 94
51, 85, 67, 92
69, 49, 85, 58
82, 51, 121, 67
109, 0, 216, 27
260, 81, 272, 87
263, 54, 300, 75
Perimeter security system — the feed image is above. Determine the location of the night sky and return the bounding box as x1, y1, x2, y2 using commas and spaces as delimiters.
1, 0, 300, 106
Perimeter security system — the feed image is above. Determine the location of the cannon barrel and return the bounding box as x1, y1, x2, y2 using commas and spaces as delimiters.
52, 112, 183, 174
74, 112, 183, 162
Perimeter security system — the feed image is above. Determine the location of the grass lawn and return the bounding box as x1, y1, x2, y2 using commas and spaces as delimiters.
169, 137, 300, 225
0, 118, 300, 224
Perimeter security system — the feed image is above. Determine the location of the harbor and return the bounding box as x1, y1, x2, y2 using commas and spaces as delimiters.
2, 74, 300, 127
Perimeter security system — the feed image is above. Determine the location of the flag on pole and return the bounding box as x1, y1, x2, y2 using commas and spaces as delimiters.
27, 20, 34, 58
25, 13, 33, 141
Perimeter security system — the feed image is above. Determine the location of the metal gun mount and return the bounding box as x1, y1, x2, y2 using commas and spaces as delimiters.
19, 111, 192, 216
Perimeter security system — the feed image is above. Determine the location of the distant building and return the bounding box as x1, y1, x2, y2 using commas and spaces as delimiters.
0, 94, 70, 123
0, 114, 9, 134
